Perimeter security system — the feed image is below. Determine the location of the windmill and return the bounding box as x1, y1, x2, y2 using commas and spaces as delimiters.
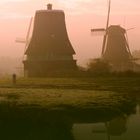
15, 17, 33, 59
23, 4, 77, 77
91, 0, 134, 71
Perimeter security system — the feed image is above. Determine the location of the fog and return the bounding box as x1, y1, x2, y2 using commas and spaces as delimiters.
0, 0, 140, 74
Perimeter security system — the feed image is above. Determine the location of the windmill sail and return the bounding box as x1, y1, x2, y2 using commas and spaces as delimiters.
102, 0, 111, 55
15, 17, 33, 45
91, 0, 111, 55
125, 32, 132, 57
24, 17, 33, 54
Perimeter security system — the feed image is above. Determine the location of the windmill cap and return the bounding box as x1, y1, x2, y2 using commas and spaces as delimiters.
36, 9, 64, 14
47, 3, 52, 10
107, 25, 126, 34
37, 3, 63, 14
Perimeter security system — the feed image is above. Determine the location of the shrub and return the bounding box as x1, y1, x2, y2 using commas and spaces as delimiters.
87, 58, 111, 74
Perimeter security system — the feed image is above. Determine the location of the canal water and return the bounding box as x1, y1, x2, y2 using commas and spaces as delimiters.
0, 96, 139, 140
72, 104, 140, 140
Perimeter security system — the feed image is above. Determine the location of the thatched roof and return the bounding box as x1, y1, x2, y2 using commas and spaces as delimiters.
26, 9, 75, 55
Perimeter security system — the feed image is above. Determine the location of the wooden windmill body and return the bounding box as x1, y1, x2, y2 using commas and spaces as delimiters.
20, 4, 77, 77
102, 25, 133, 71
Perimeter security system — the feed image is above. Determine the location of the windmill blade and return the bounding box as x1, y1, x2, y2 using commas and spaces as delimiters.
15, 17, 33, 46
102, 35, 108, 55
102, 0, 111, 56
91, 28, 106, 32
15, 38, 26, 43
126, 27, 135, 31
125, 32, 133, 58
22, 17, 33, 61
91, 28, 106, 36
106, 0, 111, 30
24, 17, 33, 53
25, 17, 33, 46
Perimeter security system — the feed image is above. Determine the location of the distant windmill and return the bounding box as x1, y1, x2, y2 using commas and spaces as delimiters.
15, 17, 33, 58
91, 0, 134, 71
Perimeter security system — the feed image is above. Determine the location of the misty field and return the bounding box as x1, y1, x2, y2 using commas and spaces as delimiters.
0, 76, 139, 110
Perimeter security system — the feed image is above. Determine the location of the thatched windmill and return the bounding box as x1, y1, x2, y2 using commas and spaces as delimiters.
20, 4, 77, 77
91, 0, 135, 71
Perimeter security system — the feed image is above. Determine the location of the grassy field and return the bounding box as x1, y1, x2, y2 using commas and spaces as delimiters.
0, 76, 139, 111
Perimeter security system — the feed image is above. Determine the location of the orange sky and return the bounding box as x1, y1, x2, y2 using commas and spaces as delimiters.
0, 0, 140, 65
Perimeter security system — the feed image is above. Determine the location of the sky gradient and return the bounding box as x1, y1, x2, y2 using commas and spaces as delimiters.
0, 0, 140, 66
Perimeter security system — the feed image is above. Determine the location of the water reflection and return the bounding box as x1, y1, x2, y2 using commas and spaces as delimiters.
73, 115, 127, 140
0, 96, 139, 140
73, 104, 140, 140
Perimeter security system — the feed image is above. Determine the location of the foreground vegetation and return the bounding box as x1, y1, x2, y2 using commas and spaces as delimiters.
0, 76, 139, 110
0, 76, 140, 91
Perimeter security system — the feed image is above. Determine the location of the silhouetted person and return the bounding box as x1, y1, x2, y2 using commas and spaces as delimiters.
12, 74, 16, 84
